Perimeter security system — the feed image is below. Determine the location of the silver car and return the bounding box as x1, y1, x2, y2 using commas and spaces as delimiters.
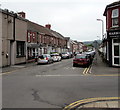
61, 52, 71, 59
51, 53, 61, 62
37, 54, 53, 64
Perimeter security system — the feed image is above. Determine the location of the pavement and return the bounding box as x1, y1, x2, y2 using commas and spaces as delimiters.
64, 97, 120, 109
1, 61, 37, 73
91, 51, 120, 75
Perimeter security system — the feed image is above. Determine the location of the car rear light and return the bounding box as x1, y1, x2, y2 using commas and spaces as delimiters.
46, 57, 48, 60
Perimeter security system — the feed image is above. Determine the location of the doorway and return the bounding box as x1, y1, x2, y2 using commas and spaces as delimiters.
112, 38, 120, 66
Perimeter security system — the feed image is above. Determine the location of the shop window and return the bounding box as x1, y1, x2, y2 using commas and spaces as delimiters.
16, 41, 25, 57
114, 58, 119, 65
112, 9, 119, 27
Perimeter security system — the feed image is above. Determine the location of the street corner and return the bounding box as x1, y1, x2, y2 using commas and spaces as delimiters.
63, 97, 120, 110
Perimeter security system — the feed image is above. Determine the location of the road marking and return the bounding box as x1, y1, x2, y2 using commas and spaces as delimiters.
83, 68, 88, 74
35, 75, 85, 77
64, 67, 76, 70
0, 71, 13, 75
94, 74, 120, 76
83, 66, 91, 75
89, 66, 92, 73
64, 97, 120, 110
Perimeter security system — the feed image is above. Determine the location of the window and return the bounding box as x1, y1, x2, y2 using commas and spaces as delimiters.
112, 9, 119, 27
114, 45, 119, 56
16, 41, 25, 57
27, 32, 31, 42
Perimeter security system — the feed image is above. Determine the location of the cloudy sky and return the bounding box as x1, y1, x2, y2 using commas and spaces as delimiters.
0, 0, 117, 41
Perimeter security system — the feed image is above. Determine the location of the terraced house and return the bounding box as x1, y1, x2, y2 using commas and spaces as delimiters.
26, 21, 68, 62
0, 9, 77, 66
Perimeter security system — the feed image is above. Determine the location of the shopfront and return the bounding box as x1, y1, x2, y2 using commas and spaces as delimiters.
107, 30, 120, 67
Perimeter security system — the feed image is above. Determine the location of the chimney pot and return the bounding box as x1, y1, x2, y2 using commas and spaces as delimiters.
45, 24, 51, 29
17, 12, 26, 18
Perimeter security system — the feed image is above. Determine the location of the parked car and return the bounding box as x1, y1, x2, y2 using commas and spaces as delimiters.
37, 54, 53, 64
84, 50, 96, 64
73, 54, 90, 67
50, 53, 61, 62
69, 52, 74, 58
61, 52, 71, 59
74, 52, 80, 56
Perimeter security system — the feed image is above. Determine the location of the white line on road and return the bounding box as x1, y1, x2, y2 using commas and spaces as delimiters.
35, 74, 85, 77
35, 74, 119, 77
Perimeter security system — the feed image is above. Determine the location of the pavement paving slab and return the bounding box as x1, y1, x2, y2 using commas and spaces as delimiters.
91, 51, 120, 75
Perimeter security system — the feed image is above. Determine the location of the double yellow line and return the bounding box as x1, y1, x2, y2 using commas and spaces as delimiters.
63, 97, 120, 110
83, 66, 92, 75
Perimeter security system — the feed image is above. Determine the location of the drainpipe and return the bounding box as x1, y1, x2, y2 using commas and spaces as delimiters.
13, 13, 17, 41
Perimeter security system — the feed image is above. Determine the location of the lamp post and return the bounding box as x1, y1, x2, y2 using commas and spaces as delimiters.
97, 19, 104, 40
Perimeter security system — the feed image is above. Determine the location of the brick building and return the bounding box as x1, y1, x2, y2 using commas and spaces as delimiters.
0, 8, 84, 66
103, 0, 120, 67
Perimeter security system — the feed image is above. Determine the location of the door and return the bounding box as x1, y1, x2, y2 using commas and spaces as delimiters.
112, 38, 120, 66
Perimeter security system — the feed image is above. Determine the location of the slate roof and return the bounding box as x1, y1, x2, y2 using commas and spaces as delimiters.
51, 30, 65, 39
27, 21, 53, 36
27, 21, 65, 40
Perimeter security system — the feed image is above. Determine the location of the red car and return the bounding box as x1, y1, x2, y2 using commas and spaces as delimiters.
73, 54, 90, 67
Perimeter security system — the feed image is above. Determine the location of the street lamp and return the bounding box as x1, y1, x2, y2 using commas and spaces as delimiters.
97, 19, 104, 40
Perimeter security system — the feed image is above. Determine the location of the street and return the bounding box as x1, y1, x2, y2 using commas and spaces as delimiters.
1, 1, 120, 109
2, 54, 119, 109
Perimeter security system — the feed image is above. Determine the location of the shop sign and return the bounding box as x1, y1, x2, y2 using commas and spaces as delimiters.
108, 31, 120, 37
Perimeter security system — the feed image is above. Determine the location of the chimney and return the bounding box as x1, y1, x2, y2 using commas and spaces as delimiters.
45, 24, 51, 29
17, 12, 26, 18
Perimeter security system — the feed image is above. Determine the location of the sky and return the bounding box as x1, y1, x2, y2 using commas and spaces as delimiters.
0, 0, 117, 42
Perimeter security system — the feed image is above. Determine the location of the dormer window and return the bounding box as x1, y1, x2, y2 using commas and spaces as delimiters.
112, 9, 119, 27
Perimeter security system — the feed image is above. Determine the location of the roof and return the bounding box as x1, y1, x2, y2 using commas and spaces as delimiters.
103, 0, 120, 16
70, 40, 78, 44
27, 21, 53, 36
0, 8, 28, 22
27, 21, 65, 40
50, 30, 65, 39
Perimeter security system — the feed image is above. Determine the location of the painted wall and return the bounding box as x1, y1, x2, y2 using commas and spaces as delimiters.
1, 11, 27, 66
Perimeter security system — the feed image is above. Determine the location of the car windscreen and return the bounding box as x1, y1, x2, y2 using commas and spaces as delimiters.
75, 55, 86, 59
51, 54, 59, 56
